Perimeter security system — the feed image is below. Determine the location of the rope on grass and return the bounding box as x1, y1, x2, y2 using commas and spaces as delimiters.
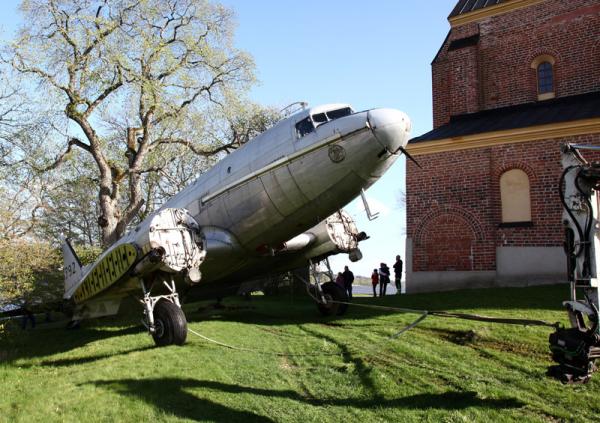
187, 307, 430, 356
187, 300, 559, 357
188, 327, 252, 352
330, 300, 560, 329
187, 327, 340, 357
428, 310, 560, 329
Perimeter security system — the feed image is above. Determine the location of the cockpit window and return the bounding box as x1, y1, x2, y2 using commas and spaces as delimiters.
309, 107, 354, 130
312, 113, 328, 124
295, 117, 314, 138
296, 107, 354, 139
326, 107, 352, 120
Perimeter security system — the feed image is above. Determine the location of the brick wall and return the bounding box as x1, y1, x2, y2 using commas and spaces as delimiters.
406, 134, 600, 272
432, 0, 600, 128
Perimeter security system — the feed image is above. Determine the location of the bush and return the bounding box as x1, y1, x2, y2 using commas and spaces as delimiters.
73, 244, 102, 266
0, 240, 63, 308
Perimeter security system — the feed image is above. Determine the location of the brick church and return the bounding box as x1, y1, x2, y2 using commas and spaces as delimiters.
405, 0, 600, 292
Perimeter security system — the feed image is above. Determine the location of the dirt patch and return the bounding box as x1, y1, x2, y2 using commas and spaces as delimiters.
420, 326, 546, 358
421, 327, 480, 345
478, 339, 546, 358
279, 356, 298, 371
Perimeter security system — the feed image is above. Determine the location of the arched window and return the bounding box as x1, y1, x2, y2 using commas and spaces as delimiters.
537, 62, 554, 94
531, 55, 555, 100
500, 169, 532, 224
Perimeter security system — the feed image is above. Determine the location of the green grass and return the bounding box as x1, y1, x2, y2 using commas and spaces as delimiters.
1, 284, 599, 422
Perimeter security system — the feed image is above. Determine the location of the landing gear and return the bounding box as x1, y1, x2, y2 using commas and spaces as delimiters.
140, 277, 187, 346
152, 300, 188, 346
305, 259, 350, 316
316, 282, 349, 316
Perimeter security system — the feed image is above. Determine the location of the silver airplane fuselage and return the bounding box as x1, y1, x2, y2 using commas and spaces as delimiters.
64, 103, 411, 310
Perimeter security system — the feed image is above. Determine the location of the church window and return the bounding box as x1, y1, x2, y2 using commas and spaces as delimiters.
537, 62, 554, 95
531, 55, 556, 100
500, 169, 532, 224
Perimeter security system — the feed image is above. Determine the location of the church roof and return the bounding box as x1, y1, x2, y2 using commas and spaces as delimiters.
449, 0, 506, 18
410, 91, 600, 143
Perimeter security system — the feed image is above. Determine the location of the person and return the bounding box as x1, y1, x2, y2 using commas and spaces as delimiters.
393, 255, 403, 295
335, 272, 345, 289
379, 263, 390, 297
20, 305, 36, 330
342, 265, 354, 299
371, 268, 379, 297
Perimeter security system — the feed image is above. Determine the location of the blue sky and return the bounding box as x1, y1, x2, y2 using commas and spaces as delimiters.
0, 0, 458, 276
219, 0, 457, 276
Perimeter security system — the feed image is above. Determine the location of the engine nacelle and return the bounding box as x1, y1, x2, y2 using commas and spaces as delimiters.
132, 208, 206, 282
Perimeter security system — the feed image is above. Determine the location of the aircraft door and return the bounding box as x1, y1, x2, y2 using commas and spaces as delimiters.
260, 165, 308, 217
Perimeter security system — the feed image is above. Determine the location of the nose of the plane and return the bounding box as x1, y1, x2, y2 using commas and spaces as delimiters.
367, 108, 411, 153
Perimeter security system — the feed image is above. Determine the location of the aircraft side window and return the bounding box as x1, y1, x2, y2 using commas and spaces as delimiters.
326, 107, 353, 120
295, 117, 314, 138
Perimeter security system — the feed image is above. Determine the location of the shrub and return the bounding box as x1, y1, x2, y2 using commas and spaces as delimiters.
0, 240, 63, 308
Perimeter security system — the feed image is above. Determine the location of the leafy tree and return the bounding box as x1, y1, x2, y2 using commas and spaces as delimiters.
0, 69, 48, 240
4, 0, 275, 247
35, 160, 103, 246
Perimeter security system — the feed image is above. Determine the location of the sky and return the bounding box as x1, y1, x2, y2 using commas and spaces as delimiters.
0, 0, 458, 277
218, 0, 457, 276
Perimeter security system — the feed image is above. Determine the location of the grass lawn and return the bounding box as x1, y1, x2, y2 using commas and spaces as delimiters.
1, 284, 599, 422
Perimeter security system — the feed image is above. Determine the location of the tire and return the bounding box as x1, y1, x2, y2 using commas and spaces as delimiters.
152, 300, 188, 346
317, 282, 349, 316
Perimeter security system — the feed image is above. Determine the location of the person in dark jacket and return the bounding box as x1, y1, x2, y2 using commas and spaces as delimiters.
20, 303, 36, 330
393, 255, 403, 295
379, 263, 390, 297
342, 266, 354, 299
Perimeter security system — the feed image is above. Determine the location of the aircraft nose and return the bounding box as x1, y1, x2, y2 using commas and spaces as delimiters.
367, 108, 411, 153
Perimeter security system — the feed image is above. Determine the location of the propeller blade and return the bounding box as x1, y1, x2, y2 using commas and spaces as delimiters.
399, 147, 422, 169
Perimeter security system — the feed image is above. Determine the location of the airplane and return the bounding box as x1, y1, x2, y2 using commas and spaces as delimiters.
61, 103, 412, 346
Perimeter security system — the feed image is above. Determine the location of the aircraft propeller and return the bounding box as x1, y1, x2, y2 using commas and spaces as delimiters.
397, 146, 422, 169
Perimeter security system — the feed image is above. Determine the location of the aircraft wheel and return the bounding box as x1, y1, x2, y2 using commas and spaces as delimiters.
152, 300, 188, 346
317, 282, 349, 316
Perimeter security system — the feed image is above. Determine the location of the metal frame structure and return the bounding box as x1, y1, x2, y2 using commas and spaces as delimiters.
549, 143, 600, 382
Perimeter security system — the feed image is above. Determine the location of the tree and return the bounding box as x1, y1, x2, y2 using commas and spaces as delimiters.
0, 69, 48, 240
35, 159, 103, 246
5, 0, 271, 247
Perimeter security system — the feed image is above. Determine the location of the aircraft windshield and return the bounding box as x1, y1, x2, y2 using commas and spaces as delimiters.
295, 107, 354, 138
311, 107, 353, 129
312, 113, 328, 124
326, 107, 353, 120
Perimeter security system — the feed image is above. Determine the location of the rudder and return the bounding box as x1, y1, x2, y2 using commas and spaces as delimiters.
62, 238, 83, 296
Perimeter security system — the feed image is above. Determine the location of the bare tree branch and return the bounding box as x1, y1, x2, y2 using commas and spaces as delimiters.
35, 137, 91, 172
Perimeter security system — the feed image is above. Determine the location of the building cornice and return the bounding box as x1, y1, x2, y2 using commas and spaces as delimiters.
449, 0, 547, 27
407, 118, 600, 156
